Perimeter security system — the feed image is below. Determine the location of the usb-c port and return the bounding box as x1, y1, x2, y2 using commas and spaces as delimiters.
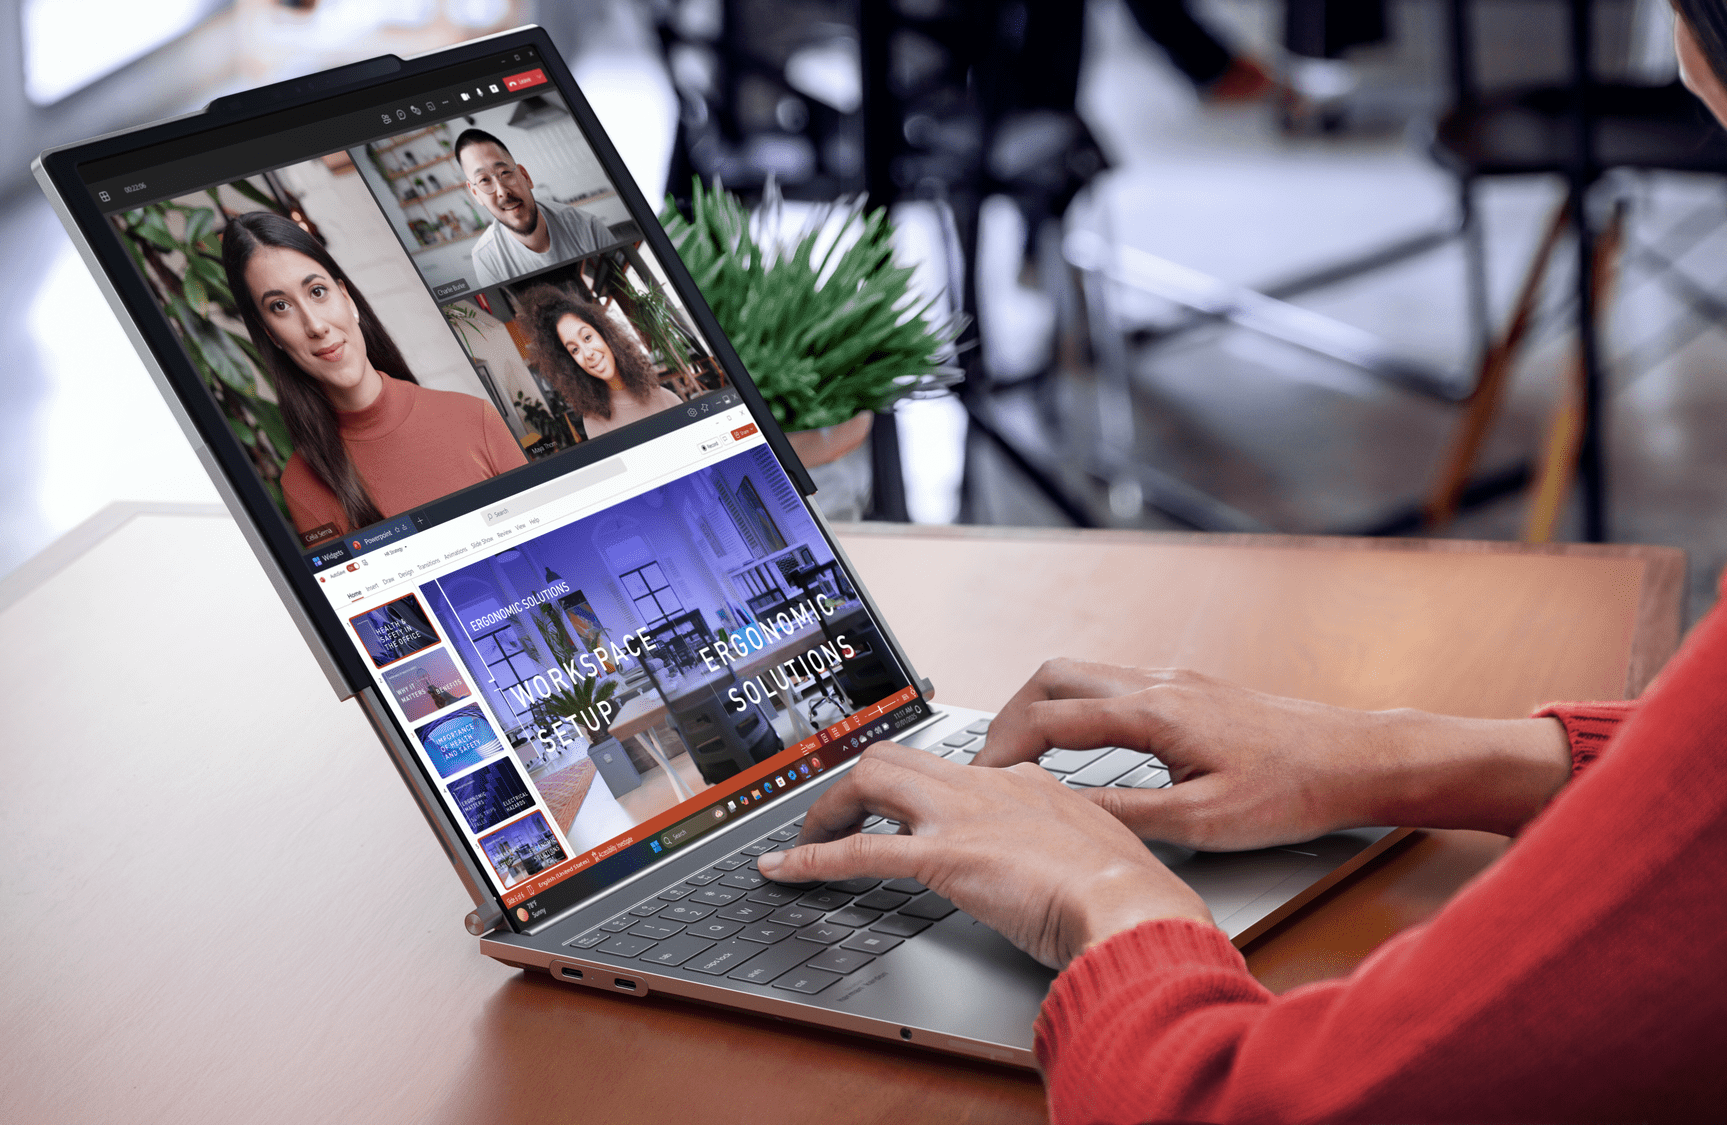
560, 967, 582, 980
614, 978, 636, 991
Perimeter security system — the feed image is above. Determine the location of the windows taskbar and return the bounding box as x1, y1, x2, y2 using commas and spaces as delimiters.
506, 687, 928, 929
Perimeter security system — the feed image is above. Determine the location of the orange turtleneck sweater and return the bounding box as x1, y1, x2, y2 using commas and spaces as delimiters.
281, 375, 526, 541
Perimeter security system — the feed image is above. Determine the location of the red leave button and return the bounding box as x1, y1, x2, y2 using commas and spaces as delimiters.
731, 423, 759, 440
503, 69, 547, 92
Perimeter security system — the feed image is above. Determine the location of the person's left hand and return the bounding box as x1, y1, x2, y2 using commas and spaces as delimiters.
757, 742, 1214, 969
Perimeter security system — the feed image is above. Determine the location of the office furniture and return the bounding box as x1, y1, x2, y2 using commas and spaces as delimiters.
0, 503, 1682, 1123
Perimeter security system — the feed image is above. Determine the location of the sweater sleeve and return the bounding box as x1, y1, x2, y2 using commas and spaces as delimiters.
1530, 699, 1639, 778
1034, 604, 1727, 1124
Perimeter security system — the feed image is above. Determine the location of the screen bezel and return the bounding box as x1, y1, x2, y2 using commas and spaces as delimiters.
35, 26, 930, 929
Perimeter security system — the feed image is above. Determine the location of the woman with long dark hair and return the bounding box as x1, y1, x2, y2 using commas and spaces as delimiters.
222, 211, 526, 538
516, 285, 682, 440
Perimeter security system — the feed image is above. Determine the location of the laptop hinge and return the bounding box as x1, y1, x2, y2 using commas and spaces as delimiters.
466, 902, 505, 936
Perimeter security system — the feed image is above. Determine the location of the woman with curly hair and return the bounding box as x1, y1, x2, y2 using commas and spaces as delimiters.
516, 285, 682, 440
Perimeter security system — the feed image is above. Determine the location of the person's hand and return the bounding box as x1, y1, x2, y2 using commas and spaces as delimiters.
974, 660, 1574, 849
758, 742, 1213, 969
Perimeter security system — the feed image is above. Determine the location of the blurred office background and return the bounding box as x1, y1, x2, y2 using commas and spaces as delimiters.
3, 0, 1723, 624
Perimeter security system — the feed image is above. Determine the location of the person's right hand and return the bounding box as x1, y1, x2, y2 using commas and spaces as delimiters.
972, 660, 1574, 849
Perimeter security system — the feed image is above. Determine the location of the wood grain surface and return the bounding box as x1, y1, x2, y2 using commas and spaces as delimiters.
0, 509, 1683, 1124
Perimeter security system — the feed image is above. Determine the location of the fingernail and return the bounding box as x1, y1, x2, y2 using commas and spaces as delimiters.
757, 852, 784, 873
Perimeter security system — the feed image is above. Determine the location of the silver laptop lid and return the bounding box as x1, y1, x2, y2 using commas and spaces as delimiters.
36, 28, 933, 934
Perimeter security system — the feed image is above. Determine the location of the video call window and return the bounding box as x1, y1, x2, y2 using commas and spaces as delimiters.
108, 87, 728, 550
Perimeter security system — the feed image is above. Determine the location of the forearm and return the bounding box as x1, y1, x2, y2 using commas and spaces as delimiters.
1348, 710, 1572, 836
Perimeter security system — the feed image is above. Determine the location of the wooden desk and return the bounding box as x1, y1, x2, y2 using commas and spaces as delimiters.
0, 506, 1683, 1123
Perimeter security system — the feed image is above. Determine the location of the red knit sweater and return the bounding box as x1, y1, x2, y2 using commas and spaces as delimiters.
1035, 590, 1727, 1123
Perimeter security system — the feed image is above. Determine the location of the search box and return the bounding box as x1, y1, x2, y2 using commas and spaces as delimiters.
481, 457, 627, 526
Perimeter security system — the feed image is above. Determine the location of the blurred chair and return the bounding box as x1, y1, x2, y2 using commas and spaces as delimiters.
1422, 0, 1727, 541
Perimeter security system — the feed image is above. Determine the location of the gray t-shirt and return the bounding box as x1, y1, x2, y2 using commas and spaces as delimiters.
469, 197, 614, 288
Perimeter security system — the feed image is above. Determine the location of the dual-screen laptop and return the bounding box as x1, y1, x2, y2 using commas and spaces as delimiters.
36, 26, 1403, 1068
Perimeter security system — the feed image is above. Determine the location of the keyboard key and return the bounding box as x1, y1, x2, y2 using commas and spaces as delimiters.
738, 922, 797, 944
684, 938, 762, 976
881, 878, 927, 895
964, 720, 990, 736
803, 948, 876, 975
796, 923, 854, 945
941, 733, 979, 748
1131, 768, 1173, 790
861, 820, 900, 834
767, 826, 801, 842
899, 894, 958, 921
1112, 763, 1161, 788
769, 905, 825, 927
629, 901, 664, 917
640, 934, 715, 966
841, 931, 903, 955
598, 916, 634, 932
658, 902, 716, 923
854, 889, 912, 912
690, 886, 743, 905
711, 855, 749, 870
687, 918, 743, 941
746, 886, 802, 907
727, 936, 818, 984
862, 815, 883, 827
628, 918, 685, 940
871, 915, 933, 938
683, 869, 723, 886
719, 870, 767, 890
1039, 747, 1113, 773
826, 877, 881, 895
598, 934, 658, 958
950, 748, 978, 764
1066, 748, 1150, 787
826, 906, 882, 928
565, 930, 607, 949
774, 969, 842, 995
657, 885, 695, 901
717, 901, 774, 923
741, 842, 778, 856
797, 889, 852, 911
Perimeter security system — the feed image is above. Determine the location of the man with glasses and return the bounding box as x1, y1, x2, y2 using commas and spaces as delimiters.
455, 128, 614, 288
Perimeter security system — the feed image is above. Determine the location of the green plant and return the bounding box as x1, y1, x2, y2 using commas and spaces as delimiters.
609, 269, 699, 376
542, 674, 620, 737
442, 300, 487, 357
659, 179, 961, 431
113, 180, 295, 505
513, 389, 577, 450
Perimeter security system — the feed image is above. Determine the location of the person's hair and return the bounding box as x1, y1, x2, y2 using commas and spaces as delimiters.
220, 210, 418, 531
516, 285, 660, 421
454, 128, 511, 172
1677, 1, 1727, 89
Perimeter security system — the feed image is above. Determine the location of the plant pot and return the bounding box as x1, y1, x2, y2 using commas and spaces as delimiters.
786, 411, 874, 521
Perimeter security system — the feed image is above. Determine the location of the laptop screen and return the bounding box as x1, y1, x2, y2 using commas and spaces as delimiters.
78, 44, 929, 928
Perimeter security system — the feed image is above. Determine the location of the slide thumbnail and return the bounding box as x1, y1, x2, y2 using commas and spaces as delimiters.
414, 703, 505, 778
381, 648, 473, 720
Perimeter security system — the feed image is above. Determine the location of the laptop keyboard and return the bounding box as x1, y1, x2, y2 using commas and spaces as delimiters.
561, 718, 1162, 993
934, 719, 1173, 790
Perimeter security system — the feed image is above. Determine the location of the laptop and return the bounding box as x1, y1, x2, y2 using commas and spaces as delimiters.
35, 25, 1404, 1070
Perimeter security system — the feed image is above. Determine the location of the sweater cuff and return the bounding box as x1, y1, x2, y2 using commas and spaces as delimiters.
1034, 918, 1249, 1070
1531, 700, 1639, 778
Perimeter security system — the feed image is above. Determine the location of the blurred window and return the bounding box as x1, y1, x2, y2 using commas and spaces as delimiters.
22, 0, 230, 105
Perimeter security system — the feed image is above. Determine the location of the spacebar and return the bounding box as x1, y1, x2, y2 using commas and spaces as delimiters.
726, 935, 819, 984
